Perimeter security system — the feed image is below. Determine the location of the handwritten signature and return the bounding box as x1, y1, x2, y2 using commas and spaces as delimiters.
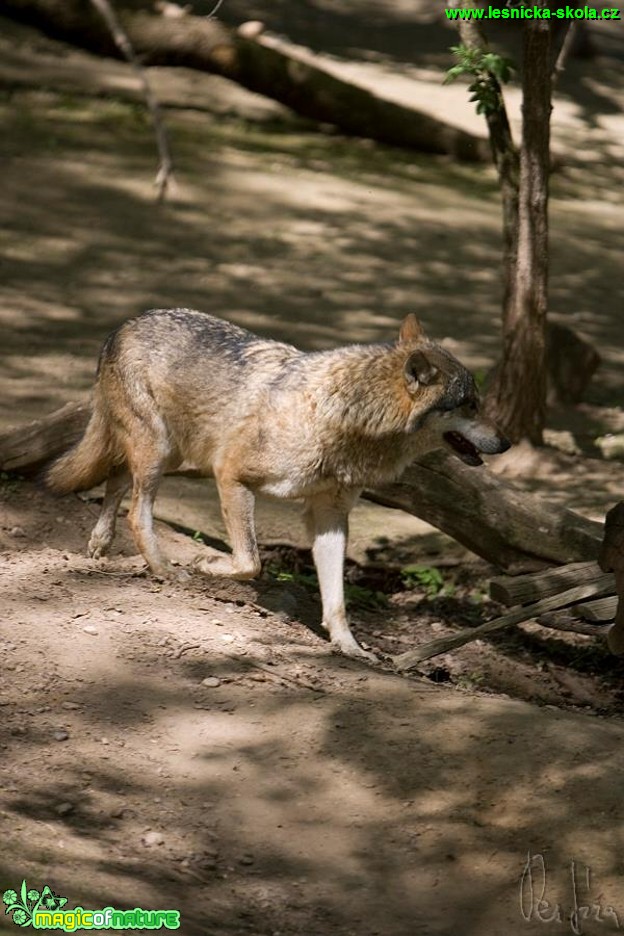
520, 852, 621, 934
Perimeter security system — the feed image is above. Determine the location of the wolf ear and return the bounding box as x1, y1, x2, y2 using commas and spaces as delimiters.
399, 313, 427, 344
404, 350, 438, 392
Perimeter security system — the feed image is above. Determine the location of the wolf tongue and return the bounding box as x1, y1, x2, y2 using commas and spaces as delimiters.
443, 431, 483, 467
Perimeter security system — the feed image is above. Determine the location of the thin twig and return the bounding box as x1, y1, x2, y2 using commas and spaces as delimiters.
551, 21, 576, 89
89, 0, 174, 201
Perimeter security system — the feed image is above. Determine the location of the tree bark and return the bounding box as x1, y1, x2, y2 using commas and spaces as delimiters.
0, 0, 488, 161
0, 403, 603, 572
486, 17, 553, 443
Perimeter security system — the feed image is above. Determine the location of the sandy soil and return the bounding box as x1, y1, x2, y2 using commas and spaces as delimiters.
1, 7, 624, 935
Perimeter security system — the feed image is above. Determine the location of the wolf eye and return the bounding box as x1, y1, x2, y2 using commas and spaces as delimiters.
467, 400, 478, 414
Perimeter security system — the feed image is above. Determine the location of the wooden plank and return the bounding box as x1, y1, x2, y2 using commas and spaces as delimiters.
394, 578, 614, 670
536, 610, 611, 635
574, 595, 618, 622
489, 561, 612, 606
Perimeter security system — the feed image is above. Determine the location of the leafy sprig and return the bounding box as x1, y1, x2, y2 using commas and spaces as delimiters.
445, 44, 515, 116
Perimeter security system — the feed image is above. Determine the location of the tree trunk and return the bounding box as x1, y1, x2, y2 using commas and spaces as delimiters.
0, 0, 488, 161
486, 17, 553, 443
598, 502, 624, 653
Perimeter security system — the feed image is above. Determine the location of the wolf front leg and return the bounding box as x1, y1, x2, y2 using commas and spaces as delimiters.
305, 489, 376, 661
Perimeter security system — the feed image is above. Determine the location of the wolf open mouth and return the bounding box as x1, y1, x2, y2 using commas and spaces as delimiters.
443, 431, 484, 467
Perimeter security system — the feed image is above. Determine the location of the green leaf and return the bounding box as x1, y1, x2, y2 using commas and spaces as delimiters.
444, 65, 467, 84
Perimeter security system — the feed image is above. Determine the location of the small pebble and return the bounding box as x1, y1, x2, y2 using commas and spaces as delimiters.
82, 625, 99, 636
141, 830, 165, 848
111, 806, 135, 820
61, 701, 81, 711
202, 677, 221, 688
53, 729, 69, 742
55, 802, 74, 817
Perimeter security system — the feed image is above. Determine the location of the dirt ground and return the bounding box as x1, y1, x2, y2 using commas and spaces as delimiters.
1, 6, 624, 935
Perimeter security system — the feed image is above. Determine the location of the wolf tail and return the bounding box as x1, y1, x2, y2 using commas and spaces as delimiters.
46, 400, 116, 494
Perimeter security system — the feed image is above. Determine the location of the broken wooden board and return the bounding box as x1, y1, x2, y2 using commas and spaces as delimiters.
394, 577, 615, 670
489, 561, 614, 606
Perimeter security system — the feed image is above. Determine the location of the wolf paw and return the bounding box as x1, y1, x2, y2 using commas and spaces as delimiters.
87, 532, 112, 559
152, 564, 191, 584
330, 635, 377, 663
194, 553, 260, 580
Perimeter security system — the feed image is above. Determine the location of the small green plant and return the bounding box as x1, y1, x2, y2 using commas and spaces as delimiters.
268, 566, 319, 589
473, 367, 488, 389
445, 44, 515, 116
345, 583, 389, 612
401, 564, 445, 597
456, 670, 485, 691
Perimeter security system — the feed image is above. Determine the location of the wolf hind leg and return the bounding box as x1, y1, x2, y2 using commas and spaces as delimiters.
194, 477, 261, 580
116, 405, 187, 581
305, 489, 375, 661
127, 464, 189, 581
87, 467, 130, 558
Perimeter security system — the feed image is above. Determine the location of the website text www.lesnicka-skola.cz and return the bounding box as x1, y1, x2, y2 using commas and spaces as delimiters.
445, 4, 621, 18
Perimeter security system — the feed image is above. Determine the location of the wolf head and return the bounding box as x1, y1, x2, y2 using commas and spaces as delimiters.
398, 313, 510, 465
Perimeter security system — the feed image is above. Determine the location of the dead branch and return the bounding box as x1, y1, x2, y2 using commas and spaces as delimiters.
89, 0, 173, 200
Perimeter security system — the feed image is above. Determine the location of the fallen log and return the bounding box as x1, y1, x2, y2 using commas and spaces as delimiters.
0, 0, 488, 161
0, 401, 603, 574
0, 401, 91, 475
363, 451, 602, 572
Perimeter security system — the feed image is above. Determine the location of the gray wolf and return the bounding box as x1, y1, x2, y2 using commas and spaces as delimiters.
47, 309, 509, 660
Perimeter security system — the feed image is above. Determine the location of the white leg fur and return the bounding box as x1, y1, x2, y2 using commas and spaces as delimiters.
306, 490, 375, 661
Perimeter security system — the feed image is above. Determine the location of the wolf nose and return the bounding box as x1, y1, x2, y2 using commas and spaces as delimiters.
498, 436, 512, 453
